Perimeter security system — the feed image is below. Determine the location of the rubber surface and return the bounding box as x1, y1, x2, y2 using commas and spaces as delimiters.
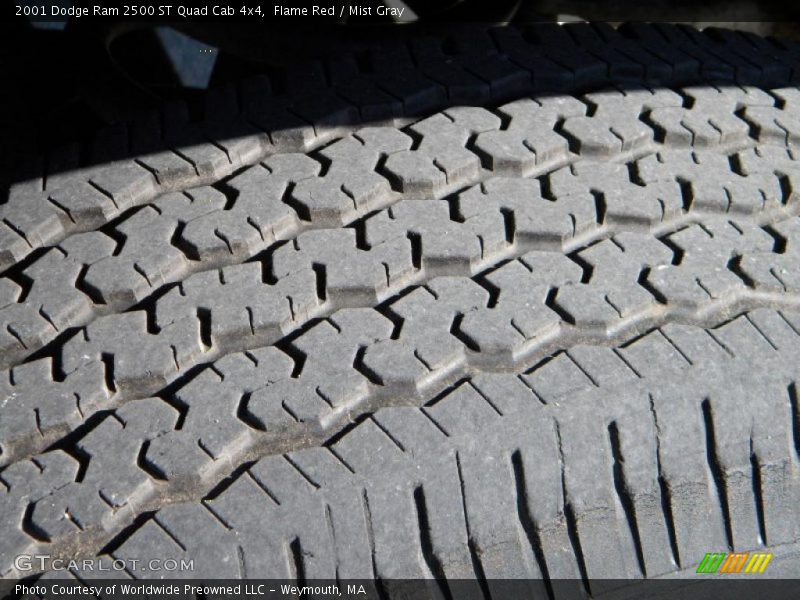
2, 23, 800, 587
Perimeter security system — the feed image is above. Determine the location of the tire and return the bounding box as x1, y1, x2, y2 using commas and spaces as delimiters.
2, 23, 800, 590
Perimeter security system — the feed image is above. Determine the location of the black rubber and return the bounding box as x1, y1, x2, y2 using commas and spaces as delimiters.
2, 22, 800, 588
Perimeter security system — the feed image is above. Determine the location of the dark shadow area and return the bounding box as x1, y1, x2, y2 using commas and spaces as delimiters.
0, 13, 797, 176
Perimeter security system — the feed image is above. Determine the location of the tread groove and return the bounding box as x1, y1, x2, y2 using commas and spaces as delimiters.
701, 398, 734, 550
608, 421, 647, 577
555, 422, 591, 593
511, 449, 554, 599
412, 485, 452, 596
649, 393, 681, 568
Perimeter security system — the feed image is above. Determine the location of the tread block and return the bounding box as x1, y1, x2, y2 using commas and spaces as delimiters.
561, 88, 682, 158
245, 309, 393, 433
648, 219, 774, 312
83, 189, 227, 307
0, 360, 110, 466
637, 149, 786, 214
473, 96, 585, 176
180, 155, 317, 264
459, 253, 579, 363
555, 233, 671, 334
272, 228, 414, 304
521, 353, 597, 403
288, 128, 411, 226
382, 107, 500, 199
648, 86, 773, 148
362, 278, 489, 397
27, 399, 178, 543
0, 452, 80, 575
740, 218, 800, 294
743, 88, 800, 145
365, 197, 508, 274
